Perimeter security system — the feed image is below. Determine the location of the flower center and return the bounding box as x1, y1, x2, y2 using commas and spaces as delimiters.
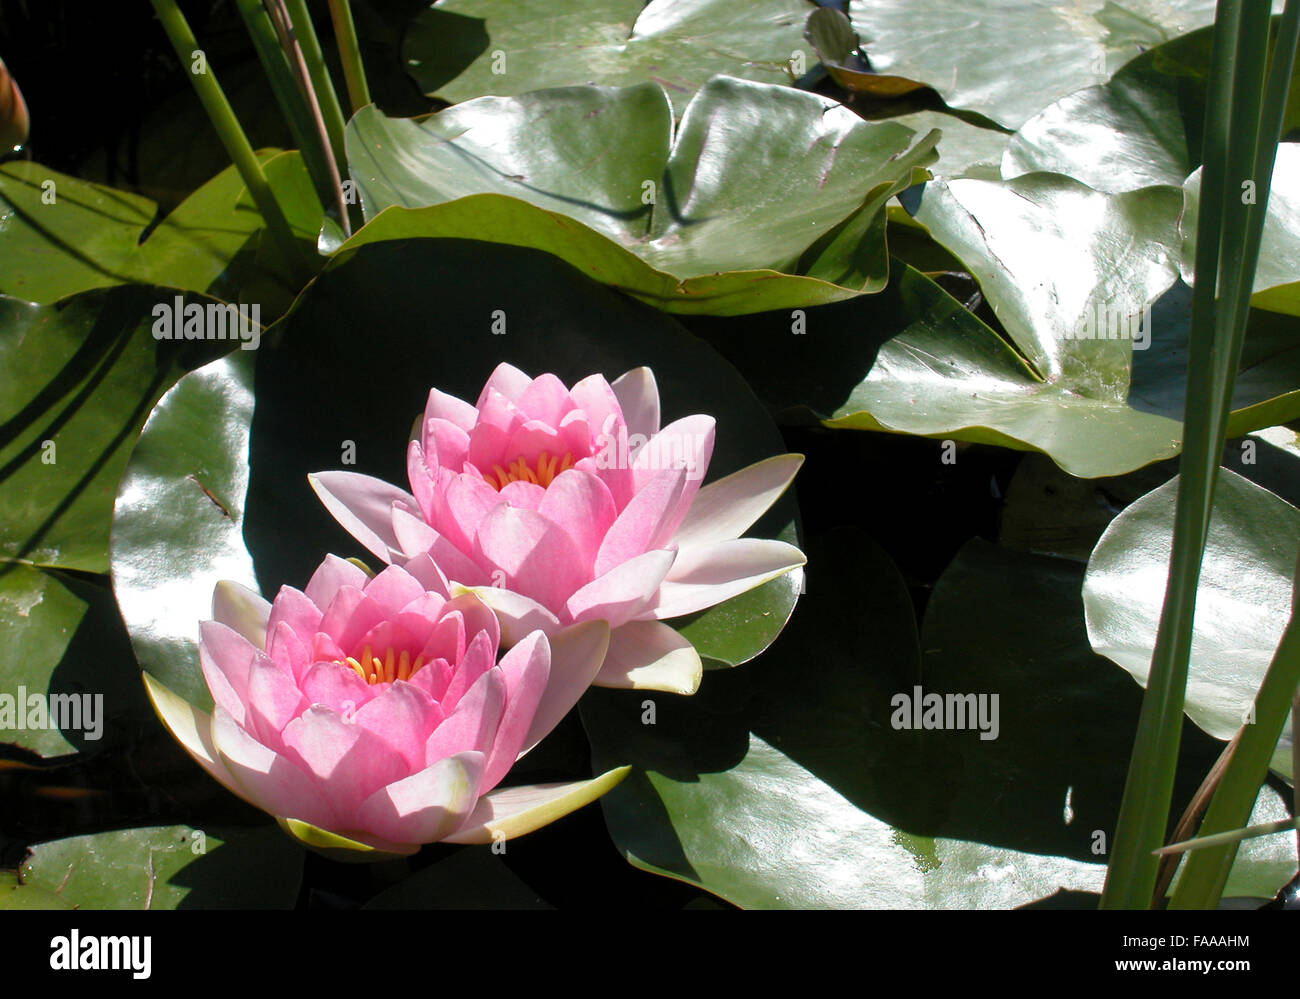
341, 645, 426, 685
483, 450, 574, 491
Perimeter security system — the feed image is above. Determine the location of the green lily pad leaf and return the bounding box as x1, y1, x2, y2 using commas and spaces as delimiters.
1181, 144, 1300, 317
111, 240, 801, 711
111, 350, 258, 709
693, 255, 1300, 479
364, 846, 551, 908
0, 151, 322, 313
909, 174, 1182, 387
0, 286, 253, 573
804, 6, 927, 98
583, 528, 1136, 908
0, 564, 151, 757
18, 824, 303, 909
343, 77, 938, 314
879, 111, 1011, 181
404, 0, 813, 108
1003, 22, 1300, 193
1083, 469, 1300, 778
0, 871, 74, 910
848, 0, 1252, 130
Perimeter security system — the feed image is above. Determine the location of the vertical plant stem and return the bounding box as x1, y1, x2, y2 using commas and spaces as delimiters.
282, 0, 348, 168
327, 0, 371, 113
234, 0, 335, 214
149, 0, 310, 285
264, 0, 351, 236
1168, 554, 1300, 907
1102, 0, 1299, 909
1099, 0, 1244, 909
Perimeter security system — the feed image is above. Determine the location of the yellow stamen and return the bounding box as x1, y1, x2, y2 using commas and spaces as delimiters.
482, 451, 575, 491
336, 645, 427, 686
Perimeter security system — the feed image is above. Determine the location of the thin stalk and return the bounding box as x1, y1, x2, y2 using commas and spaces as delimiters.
150, 0, 310, 285
1156, 816, 1300, 856
234, 0, 335, 215
264, 0, 350, 236
1099, 0, 1244, 909
1152, 731, 1240, 903
282, 0, 348, 168
1164, 0, 1300, 911
327, 0, 371, 113
1168, 553, 1300, 907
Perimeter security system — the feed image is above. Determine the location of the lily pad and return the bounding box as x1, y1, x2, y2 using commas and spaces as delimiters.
1003, 22, 1300, 193
0, 151, 322, 313
1180, 144, 1300, 318
0, 564, 150, 757
342, 76, 938, 314
1083, 468, 1300, 779
403, 0, 815, 108
0, 286, 248, 573
17, 824, 303, 909
804, 6, 927, 98
582, 528, 1137, 908
111, 239, 801, 711
848, 0, 1249, 130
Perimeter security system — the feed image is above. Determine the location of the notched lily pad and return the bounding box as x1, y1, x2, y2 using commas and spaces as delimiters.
403, 0, 815, 108
342, 76, 939, 314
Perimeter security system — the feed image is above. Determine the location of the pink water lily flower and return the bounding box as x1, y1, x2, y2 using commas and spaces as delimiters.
143, 553, 622, 857
311, 364, 805, 696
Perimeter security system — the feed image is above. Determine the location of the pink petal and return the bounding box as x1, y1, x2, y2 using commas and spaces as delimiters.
416, 609, 467, 666
475, 362, 533, 407
423, 416, 471, 473
474, 504, 589, 612
669, 454, 804, 550
361, 565, 428, 616
633, 415, 715, 544
266, 620, 309, 680
406, 440, 440, 526
244, 652, 309, 751
199, 620, 259, 726
467, 388, 524, 468
353, 680, 445, 771
593, 465, 688, 578
537, 469, 617, 572
480, 631, 551, 791
210, 706, 338, 829
565, 549, 676, 629
611, 367, 660, 440
303, 555, 370, 612
652, 538, 807, 619
423, 385, 479, 432
354, 751, 484, 847
403, 551, 460, 595
462, 585, 562, 646
439, 629, 496, 712
498, 478, 545, 511
444, 767, 629, 844
443, 473, 505, 555
595, 620, 702, 694
569, 374, 623, 447
424, 667, 505, 765
280, 706, 409, 820
266, 586, 323, 648
301, 661, 376, 714
211, 581, 270, 646
521, 620, 609, 751
517, 373, 576, 426
309, 471, 416, 563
